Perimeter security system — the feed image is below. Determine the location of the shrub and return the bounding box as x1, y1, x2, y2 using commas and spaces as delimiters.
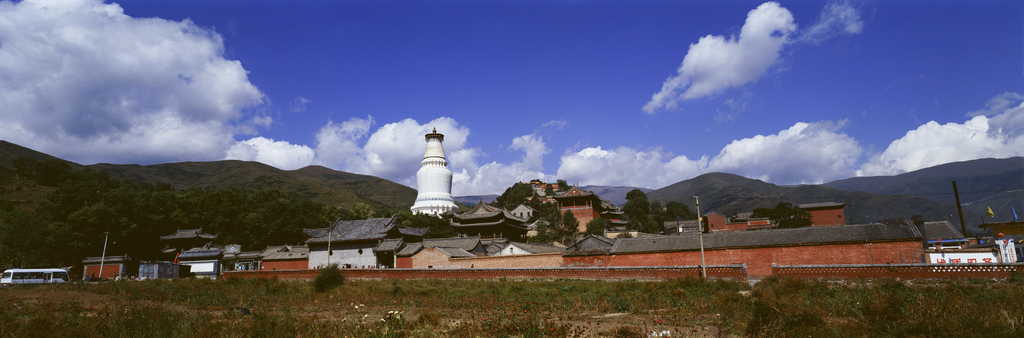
313, 263, 345, 293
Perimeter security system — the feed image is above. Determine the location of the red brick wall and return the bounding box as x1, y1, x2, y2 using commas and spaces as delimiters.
261, 260, 308, 271
601, 240, 923, 277
808, 208, 845, 226
707, 213, 727, 231
224, 265, 747, 281
568, 208, 599, 232
396, 257, 412, 269
84, 264, 122, 279
773, 263, 1024, 279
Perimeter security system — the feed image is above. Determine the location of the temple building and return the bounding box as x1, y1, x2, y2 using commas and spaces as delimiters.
451, 201, 530, 240
411, 128, 458, 215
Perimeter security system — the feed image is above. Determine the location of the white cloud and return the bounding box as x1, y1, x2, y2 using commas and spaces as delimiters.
307, 116, 554, 196
509, 134, 550, 171
799, 0, 863, 44
557, 146, 706, 188
643, 2, 796, 113
556, 120, 860, 187
644, 0, 863, 114
707, 120, 862, 184
227, 137, 315, 170
0, 0, 264, 164
858, 97, 1024, 176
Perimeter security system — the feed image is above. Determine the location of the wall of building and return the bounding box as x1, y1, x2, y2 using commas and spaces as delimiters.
575, 240, 923, 277
410, 248, 468, 269
308, 242, 378, 269
84, 264, 123, 279
452, 253, 563, 268
808, 208, 845, 226
396, 257, 412, 269
261, 260, 308, 271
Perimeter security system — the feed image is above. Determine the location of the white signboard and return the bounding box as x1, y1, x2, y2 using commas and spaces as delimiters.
182, 261, 216, 273
928, 251, 999, 264
996, 240, 1018, 263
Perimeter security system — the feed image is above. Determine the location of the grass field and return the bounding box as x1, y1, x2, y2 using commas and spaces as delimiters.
1, 273, 1023, 337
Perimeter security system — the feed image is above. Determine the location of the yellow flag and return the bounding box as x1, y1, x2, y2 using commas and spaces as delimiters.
986, 206, 995, 218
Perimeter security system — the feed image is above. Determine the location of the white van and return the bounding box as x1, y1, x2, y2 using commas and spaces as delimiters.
1, 268, 71, 287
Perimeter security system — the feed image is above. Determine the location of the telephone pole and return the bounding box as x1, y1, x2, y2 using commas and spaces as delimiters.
98, 231, 109, 279
695, 196, 707, 278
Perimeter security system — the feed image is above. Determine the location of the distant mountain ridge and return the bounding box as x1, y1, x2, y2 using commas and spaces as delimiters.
822, 157, 1023, 221
3, 140, 1019, 233
0, 141, 417, 211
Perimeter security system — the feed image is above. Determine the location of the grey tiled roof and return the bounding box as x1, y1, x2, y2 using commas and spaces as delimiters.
454, 202, 529, 222
920, 221, 965, 241
237, 251, 261, 260
82, 255, 131, 264
485, 242, 506, 255
261, 245, 309, 261
565, 235, 616, 255
178, 248, 222, 259
798, 202, 846, 210
160, 229, 216, 241
396, 242, 423, 257
611, 222, 922, 254
305, 216, 399, 244
397, 226, 430, 237
421, 236, 482, 251
436, 247, 476, 258
374, 238, 404, 252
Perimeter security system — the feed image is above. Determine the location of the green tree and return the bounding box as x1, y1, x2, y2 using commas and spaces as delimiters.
495, 182, 534, 209
622, 189, 652, 231
585, 218, 609, 236
556, 179, 569, 191
529, 220, 557, 244
398, 211, 455, 239
752, 202, 812, 228
349, 203, 373, 220
665, 201, 696, 220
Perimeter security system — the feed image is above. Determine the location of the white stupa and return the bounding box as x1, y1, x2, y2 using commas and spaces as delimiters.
411, 128, 458, 215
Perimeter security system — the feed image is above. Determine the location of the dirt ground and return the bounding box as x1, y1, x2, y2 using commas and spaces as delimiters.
1, 288, 740, 337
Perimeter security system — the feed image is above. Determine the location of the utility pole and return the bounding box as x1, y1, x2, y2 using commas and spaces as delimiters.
98, 232, 109, 280
952, 181, 967, 237
326, 220, 334, 267
695, 196, 707, 279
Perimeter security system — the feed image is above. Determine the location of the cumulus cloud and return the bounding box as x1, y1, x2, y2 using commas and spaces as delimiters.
858, 96, 1024, 176
557, 146, 707, 188
643, 2, 796, 113
227, 137, 315, 170
707, 120, 862, 183
0, 0, 264, 164
556, 120, 861, 187
644, 0, 863, 114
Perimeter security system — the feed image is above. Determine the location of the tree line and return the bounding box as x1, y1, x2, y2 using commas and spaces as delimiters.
0, 158, 433, 269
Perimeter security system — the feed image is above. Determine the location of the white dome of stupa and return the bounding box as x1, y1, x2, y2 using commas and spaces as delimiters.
411, 128, 458, 215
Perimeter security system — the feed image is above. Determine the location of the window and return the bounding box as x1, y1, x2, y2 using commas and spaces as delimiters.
358, 249, 363, 255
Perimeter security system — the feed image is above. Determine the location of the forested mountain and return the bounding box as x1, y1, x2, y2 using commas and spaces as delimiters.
0, 141, 417, 211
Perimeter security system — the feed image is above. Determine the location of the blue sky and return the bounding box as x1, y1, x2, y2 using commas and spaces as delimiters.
1, 0, 1022, 195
